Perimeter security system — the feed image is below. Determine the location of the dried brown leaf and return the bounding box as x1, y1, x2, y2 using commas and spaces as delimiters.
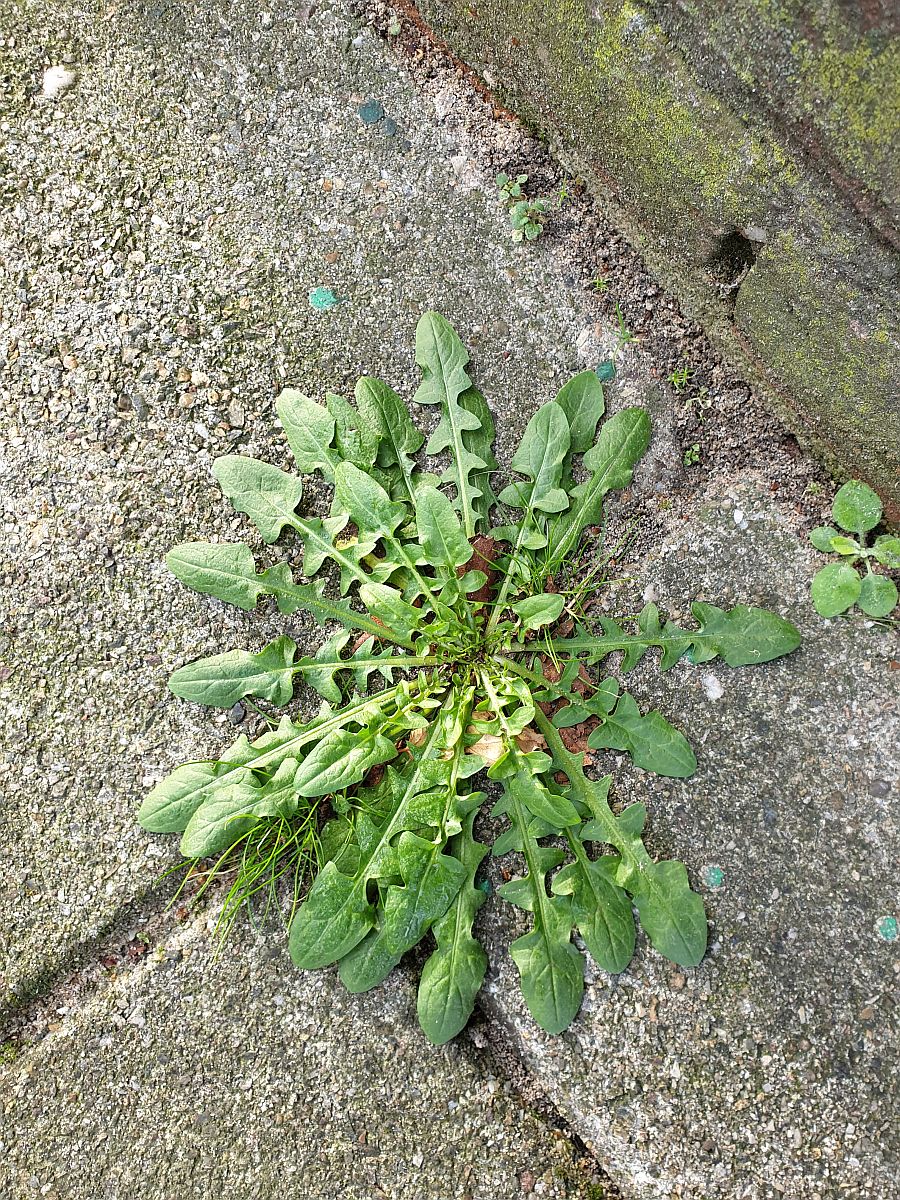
466, 731, 504, 766
515, 727, 546, 755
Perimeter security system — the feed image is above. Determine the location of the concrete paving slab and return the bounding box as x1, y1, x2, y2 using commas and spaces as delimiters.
1, 1, 897, 1198
0, 0, 586, 999
476, 468, 899, 1199
0, 919, 594, 1199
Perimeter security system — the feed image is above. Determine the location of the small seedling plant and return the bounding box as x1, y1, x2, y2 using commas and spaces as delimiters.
614, 302, 636, 346
496, 172, 527, 204
509, 199, 548, 242
140, 313, 801, 1043
810, 480, 899, 619
668, 365, 692, 393
496, 172, 548, 242
685, 385, 713, 422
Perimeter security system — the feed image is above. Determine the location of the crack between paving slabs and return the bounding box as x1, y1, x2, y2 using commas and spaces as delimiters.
461, 1002, 622, 1198
0, 872, 192, 1045
2, 874, 617, 1197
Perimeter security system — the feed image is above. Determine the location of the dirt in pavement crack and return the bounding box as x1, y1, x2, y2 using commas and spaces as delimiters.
1, 874, 198, 1048
461, 1004, 622, 1198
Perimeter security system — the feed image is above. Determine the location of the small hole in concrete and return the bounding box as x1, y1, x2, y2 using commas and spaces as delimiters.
706, 228, 759, 305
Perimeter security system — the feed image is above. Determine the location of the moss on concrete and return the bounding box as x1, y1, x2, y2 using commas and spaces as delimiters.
645, 0, 900, 213
794, 37, 900, 170
417, 0, 900, 505
479, 0, 802, 240
734, 232, 898, 486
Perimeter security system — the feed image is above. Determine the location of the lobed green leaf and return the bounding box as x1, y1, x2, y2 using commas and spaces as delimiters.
276, 389, 339, 480
416, 810, 489, 1045
292, 727, 397, 798
530, 601, 801, 672
334, 460, 406, 543
414, 312, 486, 538
168, 636, 298, 708
544, 407, 650, 568
532, 708, 707, 969
458, 388, 498, 532
508, 902, 585, 1035
552, 853, 635, 975
166, 541, 415, 649
499, 401, 571, 517
289, 707, 463, 970
588, 694, 697, 778
212, 455, 304, 544
355, 376, 424, 503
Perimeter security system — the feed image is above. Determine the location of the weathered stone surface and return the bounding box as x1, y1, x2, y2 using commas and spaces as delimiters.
2, 0, 898, 1198
412, 0, 900, 509
1, 920, 589, 1199
476, 445, 900, 1198
647, 0, 899, 226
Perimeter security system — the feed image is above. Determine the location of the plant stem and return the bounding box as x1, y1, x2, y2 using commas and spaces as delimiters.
248, 680, 426, 774
386, 535, 475, 634
287, 513, 370, 587
531, 705, 641, 872
291, 654, 442, 677
484, 502, 538, 636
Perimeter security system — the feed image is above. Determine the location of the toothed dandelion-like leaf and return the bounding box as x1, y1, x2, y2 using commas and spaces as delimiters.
142, 311, 802, 1043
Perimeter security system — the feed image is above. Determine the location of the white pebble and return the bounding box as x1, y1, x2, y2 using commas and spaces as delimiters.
702, 673, 724, 701
433, 87, 456, 121
41, 65, 77, 99
449, 153, 479, 191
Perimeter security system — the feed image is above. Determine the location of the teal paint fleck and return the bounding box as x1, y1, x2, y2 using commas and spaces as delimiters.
596, 359, 616, 382
309, 287, 340, 312
477, 878, 492, 896
876, 916, 898, 942
358, 98, 385, 125
380, 116, 399, 138
703, 864, 725, 889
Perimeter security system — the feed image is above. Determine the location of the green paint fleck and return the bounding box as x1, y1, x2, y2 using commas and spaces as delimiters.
703, 864, 725, 889
596, 359, 616, 382
358, 98, 385, 125
876, 916, 898, 943
309, 287, 340, 312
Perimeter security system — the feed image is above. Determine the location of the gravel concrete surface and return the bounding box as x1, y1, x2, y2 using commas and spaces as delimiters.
1, 1, 897, 1198
2, 916, 592, 1200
